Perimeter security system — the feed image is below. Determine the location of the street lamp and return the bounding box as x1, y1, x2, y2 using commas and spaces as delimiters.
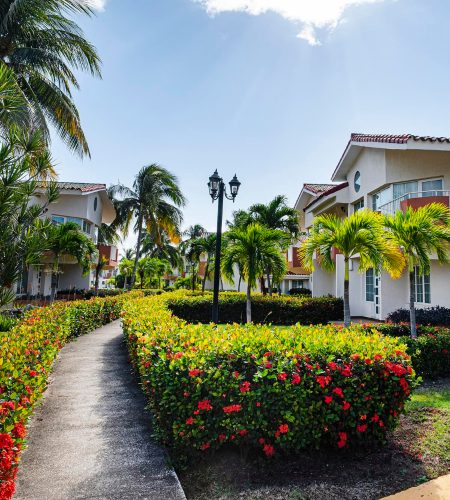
208, 170, 241, 322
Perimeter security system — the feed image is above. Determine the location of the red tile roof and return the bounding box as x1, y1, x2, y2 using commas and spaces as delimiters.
303, 183, 336, 194
37, 182, 106, 193
304, 182, 349, 211
351, 133, 450, 145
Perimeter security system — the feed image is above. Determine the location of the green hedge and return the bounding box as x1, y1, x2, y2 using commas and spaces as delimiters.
122, 293, 416, 463
0, 293, 140, 499
166, 292, 343, 325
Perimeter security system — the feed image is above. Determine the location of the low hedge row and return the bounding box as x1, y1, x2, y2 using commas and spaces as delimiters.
360, 324, 450, 379
122, 293, 416, 463
166, 292, 343, 325
0, 294, 137, 499
387, 306, 450, 326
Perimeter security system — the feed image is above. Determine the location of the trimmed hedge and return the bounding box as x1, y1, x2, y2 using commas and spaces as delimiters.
166, 292, 343, 325
387, 306, 450, 326
0, 293, 139, 499
122, 293, 416, 463
289, 288, 312, 296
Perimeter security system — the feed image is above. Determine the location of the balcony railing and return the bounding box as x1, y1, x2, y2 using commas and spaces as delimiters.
378, 191, 450, 215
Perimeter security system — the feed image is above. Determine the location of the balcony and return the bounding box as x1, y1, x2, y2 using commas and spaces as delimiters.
378, 191, 450, 215
98, 244, 119, 269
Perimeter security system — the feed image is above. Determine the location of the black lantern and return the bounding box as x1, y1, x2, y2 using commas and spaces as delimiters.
208, 170, 222, 199
229, 174, 241, 200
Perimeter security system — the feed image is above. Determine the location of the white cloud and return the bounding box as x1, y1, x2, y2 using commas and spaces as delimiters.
194, 0, 387, 44
87, 0, 107, 11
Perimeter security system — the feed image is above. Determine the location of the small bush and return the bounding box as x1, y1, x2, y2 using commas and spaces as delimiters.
166, 292, 343, 325
0, 315, 17, 332
122, 293, 416, 463
387, 306, 450, 326
289, 288, 312, 296
0, 293, 140, 498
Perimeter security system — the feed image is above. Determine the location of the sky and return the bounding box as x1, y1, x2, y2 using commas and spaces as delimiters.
53, 0, 450, 245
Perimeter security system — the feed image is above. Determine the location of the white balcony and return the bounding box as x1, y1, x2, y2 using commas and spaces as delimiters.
378, 190, 450, 215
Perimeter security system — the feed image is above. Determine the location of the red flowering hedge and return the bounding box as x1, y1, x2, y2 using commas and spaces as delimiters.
122, 292, 417, 463
0, 294, 136, 499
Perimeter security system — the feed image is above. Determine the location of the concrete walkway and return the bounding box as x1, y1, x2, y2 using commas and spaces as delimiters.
14, 321, 186, 500
381, 474, 450, 499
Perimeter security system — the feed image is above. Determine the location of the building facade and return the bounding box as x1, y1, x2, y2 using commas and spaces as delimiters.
20, 182, 117, 297
302, 133, 450, 319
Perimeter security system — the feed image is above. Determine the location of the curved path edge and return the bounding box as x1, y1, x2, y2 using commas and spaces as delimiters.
14, 320, 186, 500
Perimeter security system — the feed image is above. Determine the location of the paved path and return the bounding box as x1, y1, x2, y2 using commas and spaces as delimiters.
382, 474, 450, 499
14, 321, 186, 500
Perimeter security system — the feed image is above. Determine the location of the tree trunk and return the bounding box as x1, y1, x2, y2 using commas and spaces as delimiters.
409, 269, 417, 339
266, 265, 272, 296
130, 212, 143, 290
260, 276, 266, 295
246, 284, 252, 323
50, 256, 59, 303
237, 274, 242, 292
191, 263, 196, 291
202, 259, 209, 293
343, 258, 351, 327
140, 271, 144, 289
94, 264, 100, 295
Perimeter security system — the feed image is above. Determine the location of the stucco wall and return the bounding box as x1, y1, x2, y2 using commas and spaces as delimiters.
346, 148, 387, 204
312, 265, 335, 297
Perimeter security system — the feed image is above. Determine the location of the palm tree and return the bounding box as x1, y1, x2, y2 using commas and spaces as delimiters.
222, 223, 287, 323
141, 230, 183, 271
0, 0, 101, 156
249, 195, 299, 295
180, 225, 206, 291
111, 164, 185, 290
119, 258, 134, 289
93, 223, 120, 294
46, 221, 97, 301
301, 210, 405, 327
193, 233, 216, 292
384, 203, 450, 338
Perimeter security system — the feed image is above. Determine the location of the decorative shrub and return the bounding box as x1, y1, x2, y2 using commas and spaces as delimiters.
289, 288, 312, 296
122, 293, 416, 463
387, 306, 450, 326
166, 292, 343, 325
0, 293, 137, 499
0, 316, 17, 333
360, 324, 450, 379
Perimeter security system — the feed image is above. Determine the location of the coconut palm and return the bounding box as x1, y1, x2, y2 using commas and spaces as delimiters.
222, 223, 287, 323
193, 233, 216, 292
46, 221, 97, 301
0, 0, 101, 156
249, 195, 300, 295
180, 225, 206, 291
384, 203, 450, 338
141, 230, 183, 271
111, 164, 185, 289
301, 209, 405, 327
93, 223, 120, 294
119, 258, 134, 289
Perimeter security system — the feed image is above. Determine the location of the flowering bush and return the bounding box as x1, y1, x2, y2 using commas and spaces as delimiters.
166, 292, 343, 325
0, 294, 136, 499
387, 306, 450, 326
122, 293, 416, 463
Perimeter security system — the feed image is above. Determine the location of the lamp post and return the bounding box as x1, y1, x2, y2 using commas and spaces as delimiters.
208, 170, 241, 323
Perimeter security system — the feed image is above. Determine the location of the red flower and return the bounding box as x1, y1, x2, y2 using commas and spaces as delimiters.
232, 371, 240, 379
332, 388, 344, 398
238, 429, 248, 437
256, 401, 261, 407
365, 358, 372, 365
356, 424, 367, 433
278, 424, 289, 434
277, 372, 287, 381
218, 434, 227, 442
374, 354, 383, 361
274, 431, 280, 438
399, 378, 410, 393
263, 444, 275, 457
223, 404, 242, 414
12, 423, 26, 439
0, 434, 13, 449
327, 361, 338, 370
29, 370, 38, 377
174, 352, 183, 359
200, 442, 210, 451
263, 352, 272, 358
186, 417, 194, 425
198, 399, 213, 411
340, 366, 352, 377
324, 396, 333, 404
189, 369, 202, 377
265, 362, 272, 369
316, 376, 331, 388
183, 392, 190, 398
342, 401, 351, 411
259, 437, 266, 445
371, 414, 380, 423
337, 431, 347, 448
291, 373, 301, 385
240, 381, 251, 393
351, 354, 360, 360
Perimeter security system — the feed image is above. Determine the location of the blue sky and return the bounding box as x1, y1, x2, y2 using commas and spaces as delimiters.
53, 0, 450, 238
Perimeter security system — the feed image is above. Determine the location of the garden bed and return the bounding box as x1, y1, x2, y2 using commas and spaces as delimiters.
178, 378, 450, 500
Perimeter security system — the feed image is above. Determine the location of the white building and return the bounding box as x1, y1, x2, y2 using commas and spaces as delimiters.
20, 182, 117, 297
302, 133, 450, 320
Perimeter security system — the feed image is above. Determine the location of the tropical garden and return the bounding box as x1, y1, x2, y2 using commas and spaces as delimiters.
0, 1, 449, 499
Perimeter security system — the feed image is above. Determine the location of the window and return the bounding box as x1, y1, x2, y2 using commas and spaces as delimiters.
354, 171, 361, 192
393, 181, 418, 200
365, 269, 375, 302
51, 215, 65, 225
94, 196, 98, 211
82, 220, 91, 234
67, 216, 83, 229
422, 179, 443, 197
372, 186, 392, 211
291, 280, 304, 289
353, 199, 364, 212
413, 267, 431, 304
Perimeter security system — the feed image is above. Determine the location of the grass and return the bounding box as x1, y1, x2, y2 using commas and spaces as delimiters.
178, 378, 450, 500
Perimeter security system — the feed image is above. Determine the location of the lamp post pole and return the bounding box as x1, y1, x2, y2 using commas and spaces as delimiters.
208, 170, 241, 323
